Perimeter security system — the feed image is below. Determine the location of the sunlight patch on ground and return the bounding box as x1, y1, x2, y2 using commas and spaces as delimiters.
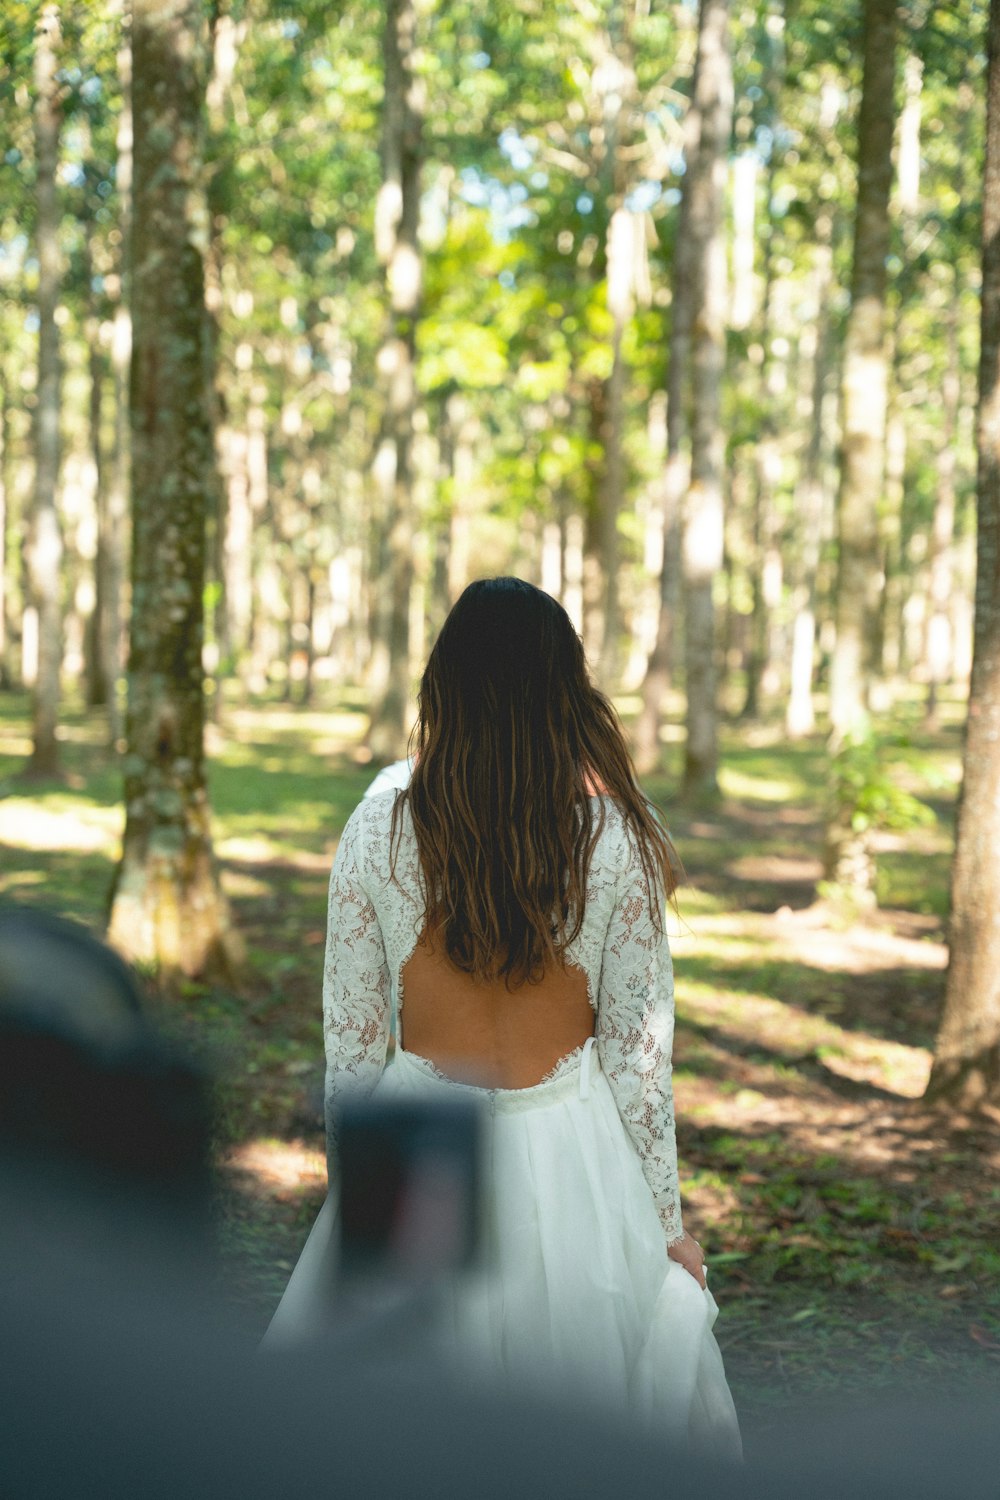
676, 983, 931, 1099
0, 732, 33, 758
222, 1138, 326, 1201
222, 706, 366, 745
676, 908, 947, 974
0, 800, 121, 853
719, 766, 804, 802
725, 854, 824, 884
217, 833, 333, 872
220, 868, 273, 898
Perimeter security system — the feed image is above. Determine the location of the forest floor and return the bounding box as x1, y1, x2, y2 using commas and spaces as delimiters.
2, 685, 999, 1447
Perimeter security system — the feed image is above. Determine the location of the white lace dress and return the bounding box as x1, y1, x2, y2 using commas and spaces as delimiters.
265, 792, 742, 1458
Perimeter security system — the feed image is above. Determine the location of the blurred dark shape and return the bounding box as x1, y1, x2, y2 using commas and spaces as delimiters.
0, 903, 213, 1229
338, 1093, 484, 1282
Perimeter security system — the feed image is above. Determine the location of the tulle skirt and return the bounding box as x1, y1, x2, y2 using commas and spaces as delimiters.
264, 1041, 742, 1460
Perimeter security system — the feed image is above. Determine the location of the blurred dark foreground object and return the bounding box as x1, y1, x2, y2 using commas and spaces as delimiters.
2, 905, 998, 1500
0, 903, 213, 1220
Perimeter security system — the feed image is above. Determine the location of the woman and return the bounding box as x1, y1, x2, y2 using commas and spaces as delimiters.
267, 577, 741, 1457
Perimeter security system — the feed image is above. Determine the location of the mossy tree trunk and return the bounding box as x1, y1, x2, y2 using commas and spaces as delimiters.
926, 0, 1000, 1110
107, 0, 240, 982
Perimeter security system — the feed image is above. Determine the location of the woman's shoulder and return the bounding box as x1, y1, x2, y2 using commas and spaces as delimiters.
336, 788, 405, 865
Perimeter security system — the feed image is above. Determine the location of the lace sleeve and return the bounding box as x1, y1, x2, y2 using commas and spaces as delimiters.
322, 804, 391, 1174
596, 823, 684, 1245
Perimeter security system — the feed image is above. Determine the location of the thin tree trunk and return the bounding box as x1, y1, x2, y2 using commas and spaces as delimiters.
824, 0, 897, 896
102, 5, 132, 746
0, 360, 9, 688
107, 0, 239, 981
633, 22, 699, 776
925, 295, 961, 722
598, 208, 631, 687
682, 0, 732, 800
366, 0, 422, 761
741, 151, 779, 721
786, 215, 835, 739
26, 4, 64, 778
926, 0, 1000, 1109
828, 0, 897, 745
84, 234, 108, 710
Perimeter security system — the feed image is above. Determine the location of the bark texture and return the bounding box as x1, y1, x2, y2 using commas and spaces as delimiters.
26, 4, 64, 777
926, 0, 1000, 1109
366, 0, 422, 761
107, 0, 239, 980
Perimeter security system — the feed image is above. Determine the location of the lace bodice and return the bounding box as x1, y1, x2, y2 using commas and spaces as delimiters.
322, 791, 684, 1244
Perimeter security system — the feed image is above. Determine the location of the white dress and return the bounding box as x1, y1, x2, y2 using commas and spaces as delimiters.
265, 791, 742, 1459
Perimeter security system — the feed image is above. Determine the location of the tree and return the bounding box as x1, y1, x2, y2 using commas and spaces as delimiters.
25, 2, 64, 778
680, 0, 733, 800
926, 0, 1000, 1111
107, 0, 239, 980
822, 0, 897, 896
366, 0, 423, 760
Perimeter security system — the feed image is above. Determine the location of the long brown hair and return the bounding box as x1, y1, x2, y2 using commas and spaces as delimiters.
390, 577, 678, 986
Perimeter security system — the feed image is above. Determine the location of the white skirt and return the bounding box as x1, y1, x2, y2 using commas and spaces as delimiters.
264, 1041, 742, 1461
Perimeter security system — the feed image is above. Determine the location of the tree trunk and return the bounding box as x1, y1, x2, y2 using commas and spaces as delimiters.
682, 0, 732, 801
824, 0, 897, 896
741, 152, 779, 721
926, 0, 1000, 1110
366, 0, 422, 762
633, 13, 700, 776
99, 4, 133, 747
828, 0, 897, 746
107, 0, 240, 982
26, 4, 64, 778
786, 215, 835, 739
84, 235, 109, 710
598, 207, 632, 688
925, 296, 961, 722
0, 358, 9, 688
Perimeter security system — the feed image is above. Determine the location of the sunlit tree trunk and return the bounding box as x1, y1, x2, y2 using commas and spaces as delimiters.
108, 0, 240, 981
824, 0, 896, 893
682, 0, 732, 800
26, 3, 64, 778
366, 0, 422, 761
633, 19, 699, 775
926, 0, 1000, 1110
593, 24, 639, 689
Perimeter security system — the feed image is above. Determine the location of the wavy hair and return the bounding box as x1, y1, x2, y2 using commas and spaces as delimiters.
390, 577, 679, 987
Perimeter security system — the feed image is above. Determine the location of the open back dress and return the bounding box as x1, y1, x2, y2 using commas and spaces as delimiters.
264, 790, 742, 1459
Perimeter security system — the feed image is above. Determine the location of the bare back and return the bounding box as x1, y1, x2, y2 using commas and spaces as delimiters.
400, 933, 594, 1089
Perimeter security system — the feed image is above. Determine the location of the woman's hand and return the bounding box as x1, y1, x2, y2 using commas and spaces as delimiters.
668, 1230, 707, 1289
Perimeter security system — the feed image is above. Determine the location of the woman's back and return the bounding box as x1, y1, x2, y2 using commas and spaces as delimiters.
339, 789, 635, 1090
